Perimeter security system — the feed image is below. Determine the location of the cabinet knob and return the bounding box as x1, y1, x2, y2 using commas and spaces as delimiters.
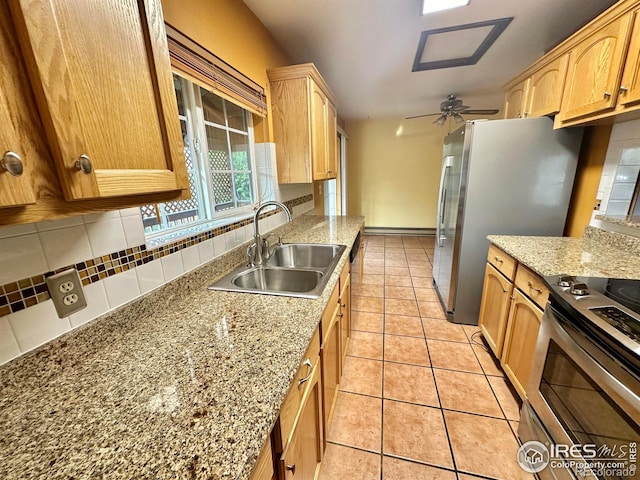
1, 152, 24, 177
494, 256, 504, 264
603, 91, 612, 99
74, 154, 92, 174
619, 86, 628, 95
286, 464, 296, 474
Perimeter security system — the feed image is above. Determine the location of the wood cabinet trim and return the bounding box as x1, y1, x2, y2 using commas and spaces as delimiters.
267, 63, 337, 106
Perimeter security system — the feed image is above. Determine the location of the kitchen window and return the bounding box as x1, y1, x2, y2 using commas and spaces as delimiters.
140, 73, 257, 236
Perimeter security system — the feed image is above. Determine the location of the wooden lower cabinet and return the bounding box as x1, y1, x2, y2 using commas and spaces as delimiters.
501, 289, 543, 399
250, 439, 275, 480
478, 263, 513, 357
321, 301, 341, 448
339, 267, 351, 372
279, 361, 323, 480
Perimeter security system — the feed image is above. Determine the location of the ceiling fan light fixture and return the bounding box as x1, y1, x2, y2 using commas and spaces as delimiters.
421, 0, 470, 15
434, 115, 447, 126
453, 113, 465, 123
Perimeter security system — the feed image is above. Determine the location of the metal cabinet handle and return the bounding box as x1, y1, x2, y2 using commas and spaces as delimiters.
619, 86, 628, 95
527, 281, 543, 293
286, 464, 296, 474
603, 91, 612, 99
494, 256, 504, 264
338, 312, 344, 318
297, 359, 313, 387
75, 154, 92, 174
341, 303, 346, 308
1, 152, 24, 177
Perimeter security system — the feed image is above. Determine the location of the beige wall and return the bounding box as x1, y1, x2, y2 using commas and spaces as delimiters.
161, 0, 291, 142
346, 118, 447, 229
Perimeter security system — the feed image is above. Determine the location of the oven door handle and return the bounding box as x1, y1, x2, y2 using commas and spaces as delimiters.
545, 306, 640, 418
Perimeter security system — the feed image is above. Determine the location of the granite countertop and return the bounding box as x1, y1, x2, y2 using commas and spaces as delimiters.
487, 226, 640, 278
0, 215, 364, 480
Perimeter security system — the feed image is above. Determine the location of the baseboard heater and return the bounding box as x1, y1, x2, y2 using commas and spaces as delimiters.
364, 227, 435, 236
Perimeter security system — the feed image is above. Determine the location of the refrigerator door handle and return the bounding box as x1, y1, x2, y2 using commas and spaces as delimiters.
436, 161, 451, 248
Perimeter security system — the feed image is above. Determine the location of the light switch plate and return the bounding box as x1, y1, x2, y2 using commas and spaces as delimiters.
45, 268, 87, 318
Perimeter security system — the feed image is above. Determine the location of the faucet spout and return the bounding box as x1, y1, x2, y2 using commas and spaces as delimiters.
250, 200, 293, 266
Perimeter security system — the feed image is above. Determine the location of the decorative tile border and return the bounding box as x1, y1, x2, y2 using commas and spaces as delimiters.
0, 195, 312, 318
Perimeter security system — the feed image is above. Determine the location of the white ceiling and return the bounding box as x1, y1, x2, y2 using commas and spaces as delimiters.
243, 0, 618, 120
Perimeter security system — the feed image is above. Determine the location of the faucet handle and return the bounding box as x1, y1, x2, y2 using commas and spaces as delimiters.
246, 243, 257, 267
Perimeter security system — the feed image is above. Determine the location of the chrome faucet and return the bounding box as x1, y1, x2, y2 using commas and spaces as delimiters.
248, 201, 292, 266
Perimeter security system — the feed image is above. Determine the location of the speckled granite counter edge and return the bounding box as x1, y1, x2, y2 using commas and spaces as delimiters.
487, 227, 640, 279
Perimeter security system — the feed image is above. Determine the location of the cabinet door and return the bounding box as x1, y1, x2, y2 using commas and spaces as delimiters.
503, 79, 529, 119
280, 362, 323, 480
501, 289, 543, 399
0, 3, 37, 207
321, 303, 341, 444
478, 263, 513, 357
618, 11, 640, 107
310, 81, 328, 181
339, 273, 351, 372
559, 14, 633, 122
527, 55, 569, 117
326, 101, 338, 180
9, 0, 188, 200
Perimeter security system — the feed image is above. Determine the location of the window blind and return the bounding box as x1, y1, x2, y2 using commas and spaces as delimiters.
165, 24, 267, 117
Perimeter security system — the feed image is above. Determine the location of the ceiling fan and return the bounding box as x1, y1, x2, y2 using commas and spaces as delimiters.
406, 94, 499, 125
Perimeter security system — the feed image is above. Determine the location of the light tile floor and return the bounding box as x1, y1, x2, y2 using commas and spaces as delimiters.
318, 235, 534, 480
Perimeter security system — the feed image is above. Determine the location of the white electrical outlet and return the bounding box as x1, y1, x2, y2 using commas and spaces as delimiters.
46, 269, 87, 318
59, 281, 74, 294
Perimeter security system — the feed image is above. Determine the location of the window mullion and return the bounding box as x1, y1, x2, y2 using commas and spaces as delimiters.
193, 86, 217, 218
183, 83, 208, 223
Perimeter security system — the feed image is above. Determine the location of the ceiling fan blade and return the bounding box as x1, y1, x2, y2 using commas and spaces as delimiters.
405, 113, 442, 119
451, 105, 470, 112
461, 109, 500, 115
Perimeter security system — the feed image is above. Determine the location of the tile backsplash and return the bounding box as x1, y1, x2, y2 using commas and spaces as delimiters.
595, 119, 640, 217
0, 143, 314, 365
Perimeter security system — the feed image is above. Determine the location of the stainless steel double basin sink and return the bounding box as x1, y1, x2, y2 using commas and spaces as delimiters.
208, 243, 347, 298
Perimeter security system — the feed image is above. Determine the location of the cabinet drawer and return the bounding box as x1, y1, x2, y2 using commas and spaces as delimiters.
277, 327, 320, 449
515, 265, 549, 309
487, 245, 517, 280
321, 284, 340, 345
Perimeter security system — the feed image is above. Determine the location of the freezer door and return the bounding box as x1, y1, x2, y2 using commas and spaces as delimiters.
433, 128, 465, 314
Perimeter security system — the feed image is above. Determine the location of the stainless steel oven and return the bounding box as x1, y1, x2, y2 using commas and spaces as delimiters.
519, 275, 640, 480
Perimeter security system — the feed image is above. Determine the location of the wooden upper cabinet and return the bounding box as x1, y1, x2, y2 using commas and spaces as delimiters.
558, 13, 633, 122
311, 83, 328, 181
268, 63, 338, 184
8, 0, 188, 201
618, 10, 640, 107
0, 2, 37, 208
527, 54, 569, 117
504, 79, 529, 119
326, 101, 338, 179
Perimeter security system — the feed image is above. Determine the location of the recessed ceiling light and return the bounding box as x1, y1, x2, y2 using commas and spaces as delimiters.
422, 0, 470, 15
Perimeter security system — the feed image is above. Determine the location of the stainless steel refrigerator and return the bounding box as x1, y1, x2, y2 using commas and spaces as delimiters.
432, 117, 583, 325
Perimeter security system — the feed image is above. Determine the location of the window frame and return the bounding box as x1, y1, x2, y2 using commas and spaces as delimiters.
141, 73, 260, 242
